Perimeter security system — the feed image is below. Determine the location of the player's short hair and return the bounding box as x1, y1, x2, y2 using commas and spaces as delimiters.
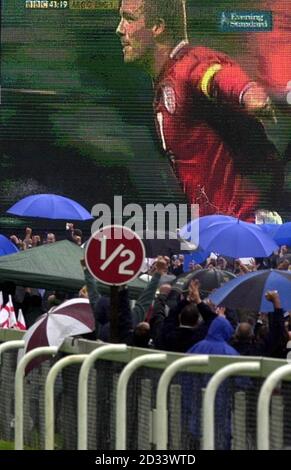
144, 0, 188, 41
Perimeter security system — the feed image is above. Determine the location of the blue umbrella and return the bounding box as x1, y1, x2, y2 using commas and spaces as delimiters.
209, 269, 291, 312
0, 235, 19, 256
258, 223, 280, 238
258, 223, 291, 246
199, 219, 278, 258
180, 215, 235, 243
273, 223, 291, 246
7, 194, 93, 221
183, 248, 209, 267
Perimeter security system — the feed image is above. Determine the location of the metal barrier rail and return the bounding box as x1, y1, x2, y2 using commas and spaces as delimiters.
15, 346, 58, 450
45, 354, 88, 450
77, 344, 128, 450
0, 341, 25, 364
257, 363, 291, 450
156, 356, 210, 450
202, 361, 261, 450
116, 353, 167, 450
1, 332, 289, 451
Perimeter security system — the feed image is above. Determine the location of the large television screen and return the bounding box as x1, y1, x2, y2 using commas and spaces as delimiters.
1, 0, 290, 231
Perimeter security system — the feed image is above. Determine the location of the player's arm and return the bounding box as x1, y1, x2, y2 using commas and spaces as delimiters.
240, 83, 276, 122
195, 59, 276, 121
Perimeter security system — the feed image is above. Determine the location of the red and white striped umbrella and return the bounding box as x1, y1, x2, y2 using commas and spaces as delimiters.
19, 298, 95, 374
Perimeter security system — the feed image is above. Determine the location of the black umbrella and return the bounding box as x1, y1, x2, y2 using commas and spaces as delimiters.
209, 269, 291, 312
138, 230, 197, 257
174, 268, 236, 297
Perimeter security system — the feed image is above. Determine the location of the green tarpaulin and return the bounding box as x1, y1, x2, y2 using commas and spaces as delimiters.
0, 240, 147, 297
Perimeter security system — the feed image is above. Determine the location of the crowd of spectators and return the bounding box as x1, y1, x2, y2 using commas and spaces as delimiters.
82, 251, 291, 360
9, 223, 83, 250
1, 222, 290, 450
1, 224, 291, 362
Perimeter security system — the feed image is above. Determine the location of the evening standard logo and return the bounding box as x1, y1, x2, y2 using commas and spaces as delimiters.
219, 11, 272, 32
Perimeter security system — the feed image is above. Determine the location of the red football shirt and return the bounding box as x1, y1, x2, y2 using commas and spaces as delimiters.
247, 0, 291, 98
153, 43, 277, 221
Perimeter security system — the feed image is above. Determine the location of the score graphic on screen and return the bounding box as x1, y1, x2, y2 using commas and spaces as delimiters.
85, 225, 145, 286
25, 0, 69, 8
25, 0, 119, 9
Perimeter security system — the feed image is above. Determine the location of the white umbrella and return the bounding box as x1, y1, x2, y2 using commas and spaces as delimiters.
19, 298, 95, 374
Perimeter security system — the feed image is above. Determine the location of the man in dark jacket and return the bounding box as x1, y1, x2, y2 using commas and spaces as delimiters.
83, 256, 168, 343
151, 279, 216, 352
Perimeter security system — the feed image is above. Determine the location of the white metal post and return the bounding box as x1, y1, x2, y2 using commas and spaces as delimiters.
116, 353, 167, 450
156, 355, 209, 450
0, 340, 25, 364
257, 363, 291, 450
203, 361, 260, 450
77, 344, 127, 450
15, 346, 58, 450
45, 354, 88, 450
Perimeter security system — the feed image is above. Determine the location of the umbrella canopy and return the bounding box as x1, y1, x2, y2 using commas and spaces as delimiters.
19, 298, 95, 374
7, 194, 93, 221
259, 222, 291, 246
209, 269, 291, 312
273, 223, 291, 246
174, 268, 236, 296
183, 248, 209, 267
258, 223, 281, 237
138, 230, 197, 257
180, 215, 235, 241
0, 235, 19, 256
199, 219, 278, 258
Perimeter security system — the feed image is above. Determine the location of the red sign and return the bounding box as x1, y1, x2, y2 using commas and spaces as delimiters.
85, 225, 145, 286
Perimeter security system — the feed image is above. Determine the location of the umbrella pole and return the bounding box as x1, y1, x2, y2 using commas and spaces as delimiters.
110, 286, 119, 343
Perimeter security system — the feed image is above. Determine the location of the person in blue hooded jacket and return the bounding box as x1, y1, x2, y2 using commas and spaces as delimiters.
187, 315, 239, 356
181, 315, 239, 449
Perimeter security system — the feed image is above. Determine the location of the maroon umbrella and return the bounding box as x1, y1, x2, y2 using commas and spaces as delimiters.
19, 298, 95, 374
